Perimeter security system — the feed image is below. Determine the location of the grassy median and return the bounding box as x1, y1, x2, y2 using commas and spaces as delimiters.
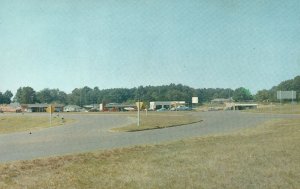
0, 114, 73, 134
111, 112, 202, 132
0, 118, 299, 188
245, 103, 300, 114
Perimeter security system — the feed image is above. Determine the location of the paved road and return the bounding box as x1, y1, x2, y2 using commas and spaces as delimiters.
0, 111, 299, 162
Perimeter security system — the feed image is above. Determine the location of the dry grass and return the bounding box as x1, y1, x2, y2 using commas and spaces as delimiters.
0, 114, 73, 134
0, 118, 299, 189
111, 112, 202, 132
246, 103, 300, 114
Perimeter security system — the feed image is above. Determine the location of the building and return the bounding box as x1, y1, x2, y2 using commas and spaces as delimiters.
83, 104, 99, 112
149, 101, 185, 110
0, 103, 22, 113
225, 103, 258, 110
53, 104, 64, 112
100, 103, 136, 112
211, 98, 233, 104
23, 103, 48, 112
64, 105, 84, 112
23, 104, 64, 112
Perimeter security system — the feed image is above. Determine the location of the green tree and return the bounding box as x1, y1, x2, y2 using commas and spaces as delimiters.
0, 92, 3, 104
36, 88, 67, 104
233, 87, 253, 102
14, 87, 36, 104
3, 90, 13, 104
292, 76, 300, 101
255, 89, 271, 102
67, 88, 81, 105
0, 91, 13, 104
36, 88, 52, 103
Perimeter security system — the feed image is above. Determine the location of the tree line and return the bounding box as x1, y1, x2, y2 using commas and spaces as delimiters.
0, 90, 13, 104
1, 85, 252, 105
1, 75, 299, 105
255, 75, 300, 102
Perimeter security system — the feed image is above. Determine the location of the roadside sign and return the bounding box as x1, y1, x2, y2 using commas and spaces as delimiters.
277, 91, 296, 100
136, 102, 143, 127
136, 102, 143, 109
46, 105, 55, 113
46, 105, 55, 127
192, 97, 199, 104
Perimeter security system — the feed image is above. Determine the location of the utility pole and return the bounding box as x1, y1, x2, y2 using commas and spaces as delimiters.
137, 101, 140, 126
137, 88, 140, 127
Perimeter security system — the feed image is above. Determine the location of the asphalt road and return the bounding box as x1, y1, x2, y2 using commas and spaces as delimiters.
0, 111, 299, 163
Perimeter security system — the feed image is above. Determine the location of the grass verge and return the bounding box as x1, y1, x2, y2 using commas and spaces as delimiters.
0, 114, 74, 134
111, 112, 202, 132
245, 103, 300, 114
0, 119, 299, 188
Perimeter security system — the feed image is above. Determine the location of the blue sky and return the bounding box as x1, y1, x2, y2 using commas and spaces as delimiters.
1, 0, 300, 95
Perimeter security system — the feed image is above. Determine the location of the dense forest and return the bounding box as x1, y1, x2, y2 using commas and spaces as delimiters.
10, 85, 237, 105
1, 75, 299, 105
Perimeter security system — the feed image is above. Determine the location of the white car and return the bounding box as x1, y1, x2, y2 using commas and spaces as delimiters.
124, 107, 135, 111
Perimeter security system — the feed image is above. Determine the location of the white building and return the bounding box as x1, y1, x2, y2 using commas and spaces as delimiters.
149, 101, 185, 110
225, 103, 258, 110
63, 105, 83, 112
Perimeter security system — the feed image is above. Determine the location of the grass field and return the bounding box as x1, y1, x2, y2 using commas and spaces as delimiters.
111, 112, 202, 132
245, 103, 300, 114
0, 114, 73, 134
0, 118, 299, 188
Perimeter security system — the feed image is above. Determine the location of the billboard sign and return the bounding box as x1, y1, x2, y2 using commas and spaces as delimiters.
277, 91, 296, 100
136, 102, 143, 109
192, 97, 199, 104
46, 105, 55, 113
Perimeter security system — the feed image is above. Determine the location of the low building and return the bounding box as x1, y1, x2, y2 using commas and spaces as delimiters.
83, 104, 99, 112
64, 105, 83, 112
0, 103, 22, 113
53, 104, 64, 112
22, 104, 64, 112
23, 103, 48, 112
100, 103, 136, 112
149, 101, 185, 110
225, 103, 258, 110
211, 98, 233, 104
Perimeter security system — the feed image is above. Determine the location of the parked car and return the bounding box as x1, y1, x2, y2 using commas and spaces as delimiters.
170, 107, 176, 111
174, 106, 191, 111
124, 107, 135, 111
156, 108, 168, 112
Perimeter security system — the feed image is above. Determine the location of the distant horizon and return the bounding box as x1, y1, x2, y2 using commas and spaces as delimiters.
1, 1, 300, 95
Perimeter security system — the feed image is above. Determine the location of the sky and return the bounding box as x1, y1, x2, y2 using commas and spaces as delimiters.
1, 0, 300, 95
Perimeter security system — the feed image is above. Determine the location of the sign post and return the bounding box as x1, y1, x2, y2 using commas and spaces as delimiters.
277, 91, 297, 113
46, 105, 55, 127
192, 97, 199, 104
192, 97, 199, 110
136, 102, 143, 126
138, 102, 140, 127
277, 91, 297, 101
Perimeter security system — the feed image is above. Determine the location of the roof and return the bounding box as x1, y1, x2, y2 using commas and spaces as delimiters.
64, 105, 82, 109
150, 101, 185, 105
234, 104, 258, 106
211, 98, 232, 102
27, 103, 49, 108
105, 104, 136, 108
26, 104, 64, 108
8, 103, 21, 108
83, 104, 99, 108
